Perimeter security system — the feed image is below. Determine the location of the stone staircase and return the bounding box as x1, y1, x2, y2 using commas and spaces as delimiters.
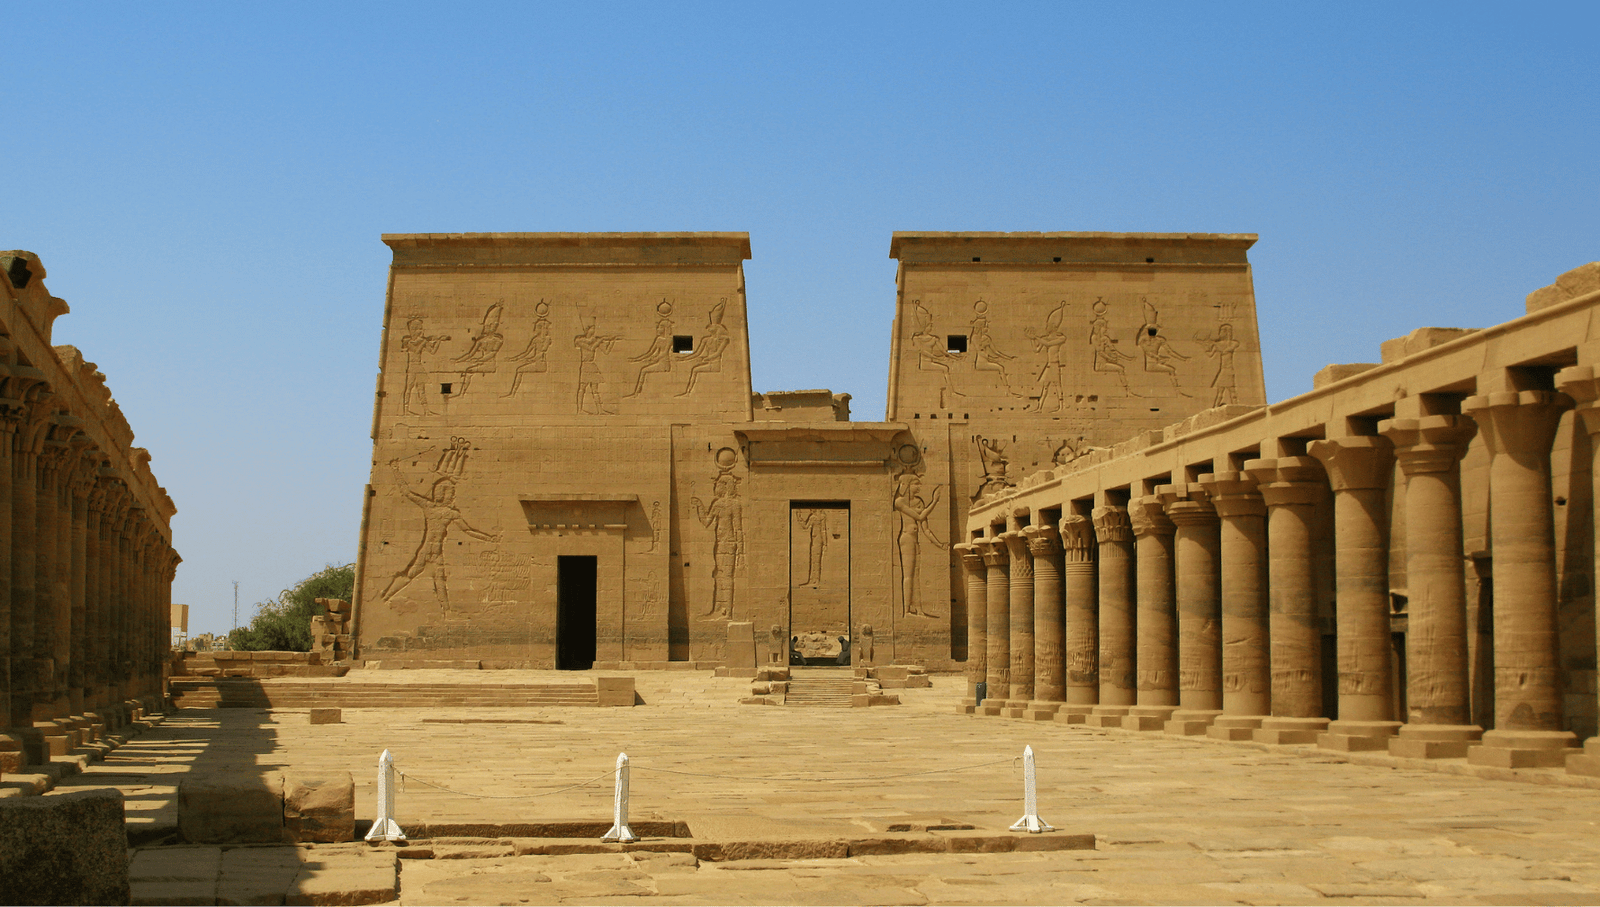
783, 668, 856, 708
168, 679, 603, 709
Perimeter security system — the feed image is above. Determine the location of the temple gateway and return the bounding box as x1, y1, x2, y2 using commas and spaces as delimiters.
352, 232, 1265, 670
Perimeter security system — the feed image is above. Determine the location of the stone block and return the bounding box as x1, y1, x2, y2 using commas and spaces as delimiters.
285, 850, 398, 906
1379, 327, 1480, 363
283, 772, 355, 843
903, 674, 931, 688
596, 676, 635, 707
1468, 744, 1570, 769
310, 708, 342, 725
217, 845, 304, 906
725, 621, 756, 669
179, 772, 286, 844
130, 845, 221, 906
0, 787, 129, 905
1318, 732, 1392, 752
1527, 261, 1600, 313
1313, 362, 1379, 389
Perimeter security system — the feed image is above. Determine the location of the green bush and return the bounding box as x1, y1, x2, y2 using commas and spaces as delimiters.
228, 563, 354, 651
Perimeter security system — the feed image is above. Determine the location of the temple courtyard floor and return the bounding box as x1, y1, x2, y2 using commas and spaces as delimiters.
53, 669, 1600, 905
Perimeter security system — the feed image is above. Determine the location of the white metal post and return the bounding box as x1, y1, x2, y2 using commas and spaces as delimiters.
601, 752, 639, 843
1009, 745, 1054, 833
365, 748, 406, 842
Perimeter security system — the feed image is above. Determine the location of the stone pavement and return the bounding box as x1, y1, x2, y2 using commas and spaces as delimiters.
53, 669, 1600, 904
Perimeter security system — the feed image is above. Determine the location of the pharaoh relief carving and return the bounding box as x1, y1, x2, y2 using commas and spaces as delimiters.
1135, 298, 1191, 389
973, 436, 1015, 500
1024, 301, 1070, 413
399, 315, 450, 416
573, 320, 623, 415
381, 437, 502, 612
454, 303, 505, 394
969, 299, 1020, 395
794, 508, 830, 588
502, 299, 553, 397
892, 445, 945, 619
677, 299, 731, 397
1089, 298, 1134, 389
626, 300, 675, 398
1197, 322, 1242, 406
648, 500, 663, 553
689, 447, 744, 620
908, 300, 964, 408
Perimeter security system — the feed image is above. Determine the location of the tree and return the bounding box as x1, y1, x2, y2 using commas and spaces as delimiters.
228, 563, 354, 652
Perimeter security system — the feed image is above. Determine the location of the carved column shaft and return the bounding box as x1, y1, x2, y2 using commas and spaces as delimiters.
0, 422, 12, 728
1093, 506, 1135, 708
68, 475, 89, 714
1061, 514, 1098, 705
977, 538, 1010, 697
1026, 526, 1065, 704
957, 544, 987, 698
1558, 367, 1600, 737
1161, 487, 1222, 711
1001, 530, 1034, 705
11, 440, 37, 725
1130, 497, 1177, 707
83, 491, 103, 707
1247, 457, 1327, 720
1201, 472, 1271, 717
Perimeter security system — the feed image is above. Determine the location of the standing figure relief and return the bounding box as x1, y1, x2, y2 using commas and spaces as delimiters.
795, 508, 829, 587
1196, 323, 1241, 406
1089, 297, 1135, 389
399, 316, 449, 416
969, 299, 1020, 396
677, 299, 731, 397
892, 472, 945, 618
908, 300, 963, 409
1135, 298, 1190, 388
453, 303, 505, 394
1024, 301, 1069, 413
573, 321, 623, 415
690, 458, 744, 620
381, 437, 502, 611
502, 299, 554, 397
625, 300, 675, 398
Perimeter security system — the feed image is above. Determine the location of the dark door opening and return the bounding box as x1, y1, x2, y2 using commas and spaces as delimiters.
557, 556, 597, 670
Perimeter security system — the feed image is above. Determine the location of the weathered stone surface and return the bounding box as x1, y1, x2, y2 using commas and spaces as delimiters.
283, 772, 355, 843
179, 772, 285, 844
285, 850, 398, 906
309, 708, 342, 725
0, 788, 129, 906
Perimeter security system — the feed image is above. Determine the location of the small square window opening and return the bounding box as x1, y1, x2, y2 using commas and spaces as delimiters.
947, 335, 968, 354
673, 335, 694, 353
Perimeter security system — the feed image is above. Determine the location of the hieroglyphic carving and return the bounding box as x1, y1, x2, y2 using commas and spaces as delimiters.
794, 508, 829, 587
1089, 297, 1134, 389
677, 299, 730, 397
970, 299, 1019, 394
1024, 301, 1069, 412
502, 299, 553, 397
908, 300, 963, 408
479, 547, 530, 603
453, 303, 504, 394
1197, 323, 1241, 406
1135, 298, 1190, 388
973, 436, 1014, 500
382, 437, 502, 610
625, 300, 674, 398
400, 316, 449, 415
573, 322, 622, 414
893, 472, 945, 618
689, 448, 743, 619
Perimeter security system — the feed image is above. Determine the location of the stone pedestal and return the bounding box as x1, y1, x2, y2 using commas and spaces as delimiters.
1564, 737, 1600, 776
1207, 714, 1264, 741
1165, 709, 1223, 735
1388, 723, 1482, 759
1022, 701, 1061, 721
1122, 704, 1178, 731
1254, 716, 1329, 745
1468, 729, 1579, 769
1318, 720, 1403, 752
1087, 705, 1130, 727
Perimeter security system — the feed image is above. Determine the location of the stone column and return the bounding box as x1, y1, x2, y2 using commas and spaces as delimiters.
1158, 483, 1222, 734
1060, 513, 1098, 722
976, 536, 1010, 717
1125, 496, 1177, 730
1245, 456, 1330, 744
1309, 435, 1402, 751
37, 445, 69, 723
1024, 524, 1065, 720
81, 481, 103, 723
1000, 530, 1034, 715
1462, 389, 1579, 768
67, 467, 89, 718
955, 543, 987, 714
11, 432, 38, 731
1556, 366, 1600, 776
0, 414, 14, 733
1198, 472, 1271, 740
1090, 505, 1135, 725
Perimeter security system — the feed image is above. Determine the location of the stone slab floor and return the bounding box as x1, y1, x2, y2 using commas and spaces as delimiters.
58, 670, 1600, 905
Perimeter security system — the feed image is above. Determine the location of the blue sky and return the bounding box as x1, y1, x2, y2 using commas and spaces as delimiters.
6, 2, 1596, 636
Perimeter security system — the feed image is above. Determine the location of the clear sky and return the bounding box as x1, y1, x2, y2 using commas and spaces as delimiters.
6, 2, 1596, 637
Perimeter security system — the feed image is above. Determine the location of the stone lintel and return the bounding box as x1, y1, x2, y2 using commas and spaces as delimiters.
384, 232, 753, 267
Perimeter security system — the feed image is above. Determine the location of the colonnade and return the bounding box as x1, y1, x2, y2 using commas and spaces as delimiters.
961, 263, 1600, 775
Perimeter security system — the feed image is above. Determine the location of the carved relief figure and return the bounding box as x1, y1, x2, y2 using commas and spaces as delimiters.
795, 509, 829, 587
970, 299, 1018, 394
973, 436, 1015, 499
1197, 323, 1241, 406
893, 472, 945, 617
382, 438, 502, 609
648, 500, 663, 553
453, 303, 505, 394
399, 316, 449, 416
502, 299, 553, 397
908, 300, 963, 408
625, 300, 675, 398
573, 322, 622, 414
677, 299, 731, 397
1024, 301, 1069, 412
1135, 298, 1190, 386
690, 451, 744, 619
1089, 298, 1134, 388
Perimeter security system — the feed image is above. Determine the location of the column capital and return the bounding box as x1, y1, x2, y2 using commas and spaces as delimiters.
954, 542, 986, 573
1380, 414, 1477, 475
1308, 435, 1394, 492
1556, 365, 1600, 436
975, 536, 1009, 567
1091, 505, 1132, 544
1023, 523, 1062, 556
1461, 390, 1572, 460
1000, 530, 1032, 577
1244, 456, 1325, 507
1197, 470, 1265, 518
1128, 495, 1175, 538
1157, 482, 1217, 525
1059, 513, 1097, 565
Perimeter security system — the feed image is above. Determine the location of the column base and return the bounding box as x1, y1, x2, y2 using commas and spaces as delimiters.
958, 698, 978, 715
1164, 709, 1223, 736
1206, 715, 1266, 741
1022, 701, 1062, 721
1467, 729, 1579, 769
1055, 707, 1092, 724
979, 699, 1006, 717
1388, 724, 1482, 759
1566, 739, 1600, 776
0, 732, 23, 774
33, 721, 73, 758
1253, 716, 1329, 745
1318, 720, 1403, 752
1122, 705, 1178, 731
1002, 699, 1033, 718
1087, 705, 1132, 728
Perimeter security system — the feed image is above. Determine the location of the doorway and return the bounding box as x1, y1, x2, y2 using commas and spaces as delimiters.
789, 501, 850, 666
557, 555, 597, 670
